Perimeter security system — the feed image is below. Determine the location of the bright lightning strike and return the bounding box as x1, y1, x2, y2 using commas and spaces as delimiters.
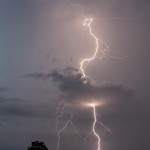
80, 18, 99, 78
80, 18, 109, 78
91, 104, 101, 150
82, 103, 102, 150
55, 7, 112, 150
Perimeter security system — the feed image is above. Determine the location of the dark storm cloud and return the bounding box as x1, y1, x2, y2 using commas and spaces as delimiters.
0, 96, 54, 118
25, 67, 134, 105
24, 72, 51, 80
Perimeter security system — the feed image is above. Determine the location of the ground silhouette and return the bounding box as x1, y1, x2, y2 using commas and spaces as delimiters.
27, 141, 48, 150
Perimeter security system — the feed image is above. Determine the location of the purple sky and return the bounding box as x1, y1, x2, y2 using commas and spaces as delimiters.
0, 0, 150, 150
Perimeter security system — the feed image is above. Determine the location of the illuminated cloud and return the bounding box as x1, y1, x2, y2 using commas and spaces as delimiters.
25, 67, 134, 106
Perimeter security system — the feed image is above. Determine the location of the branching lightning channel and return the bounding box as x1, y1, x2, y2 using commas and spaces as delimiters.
55, 17, 111, 150
53, 3, 129, 150
55, 103, 80, 150
80, 18, 109, 78
56, 103, 68, 132
92, 104, 101, 150
56, 114, 73, 150
83, 104, 102, 150
83, 119, 110, 145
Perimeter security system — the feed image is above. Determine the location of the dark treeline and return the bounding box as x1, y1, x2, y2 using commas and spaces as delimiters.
27, 141, 48, 150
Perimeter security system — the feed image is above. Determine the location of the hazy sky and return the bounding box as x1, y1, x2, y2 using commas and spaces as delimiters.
0, 0, 150, 150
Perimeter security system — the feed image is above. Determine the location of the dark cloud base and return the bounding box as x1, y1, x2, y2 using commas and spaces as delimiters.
25, 67, 134, 105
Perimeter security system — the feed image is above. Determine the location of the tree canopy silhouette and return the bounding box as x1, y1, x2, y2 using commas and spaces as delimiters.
27, 141, 48, 150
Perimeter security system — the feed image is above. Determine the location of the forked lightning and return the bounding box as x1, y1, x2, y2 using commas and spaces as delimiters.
55, 16, 109, 150
80, 18, 109, 78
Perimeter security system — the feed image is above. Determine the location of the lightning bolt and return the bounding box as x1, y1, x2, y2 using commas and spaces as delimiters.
80, 18, 109, 78
92, 104, 101, 150
55, 4, 114, 150
83, 118, 111, 145
79, 19, 111, 145
55, 17, 111, 150
80, 18, 99, 78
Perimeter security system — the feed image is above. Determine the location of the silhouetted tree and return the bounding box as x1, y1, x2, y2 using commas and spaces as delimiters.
27, 141, 48, 150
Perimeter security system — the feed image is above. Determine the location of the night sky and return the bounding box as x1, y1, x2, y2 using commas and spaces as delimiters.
0, 0, 150, 150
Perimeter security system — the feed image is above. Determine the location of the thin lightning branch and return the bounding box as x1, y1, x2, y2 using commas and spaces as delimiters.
56, 103, 79, 135
56, 101, 65, 116
97, 121, 112, 133
70, 121, 80, 137
67, 1, 84, 19
56, 114, 73, 150
55, 103, 80, 150
83, 130, 93, 144
56, 103, 68, 132
106, 54, 128, 60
